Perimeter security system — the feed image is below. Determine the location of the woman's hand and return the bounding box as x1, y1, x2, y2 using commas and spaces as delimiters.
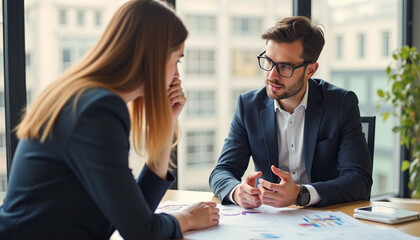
171, 201, 220, 232
167, 77, 186, 121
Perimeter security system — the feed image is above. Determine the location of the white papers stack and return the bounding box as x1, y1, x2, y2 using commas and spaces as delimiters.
157, 201, 420, 240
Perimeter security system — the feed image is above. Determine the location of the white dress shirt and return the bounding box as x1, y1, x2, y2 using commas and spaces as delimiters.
228, 83, 320, 206
274, 83, 320, 206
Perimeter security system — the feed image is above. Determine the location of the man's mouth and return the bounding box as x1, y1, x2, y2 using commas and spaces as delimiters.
267, 81, 284, 91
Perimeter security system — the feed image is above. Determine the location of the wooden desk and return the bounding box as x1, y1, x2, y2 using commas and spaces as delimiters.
163, 190, 420, 237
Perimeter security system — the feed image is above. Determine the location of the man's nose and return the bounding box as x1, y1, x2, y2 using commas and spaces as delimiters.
268, 66, 280, 79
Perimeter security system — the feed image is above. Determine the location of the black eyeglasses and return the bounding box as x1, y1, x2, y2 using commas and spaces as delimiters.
257, 50, 311, 78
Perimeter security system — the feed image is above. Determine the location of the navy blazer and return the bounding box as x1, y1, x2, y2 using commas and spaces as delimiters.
0, 88, 182, 240
209, 78, 372, 207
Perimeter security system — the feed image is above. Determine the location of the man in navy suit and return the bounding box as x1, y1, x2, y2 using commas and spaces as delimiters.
209, 16, 372, 208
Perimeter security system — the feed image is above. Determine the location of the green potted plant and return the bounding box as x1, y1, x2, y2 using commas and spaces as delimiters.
377, 45, 420, 199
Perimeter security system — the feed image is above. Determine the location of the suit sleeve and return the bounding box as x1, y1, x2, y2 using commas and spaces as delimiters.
65, 95, 182, 240
312, 91, 373, 206
209, 95, 252, 204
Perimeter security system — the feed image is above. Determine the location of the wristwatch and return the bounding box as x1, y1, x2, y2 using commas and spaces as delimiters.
296, 185, 311, 206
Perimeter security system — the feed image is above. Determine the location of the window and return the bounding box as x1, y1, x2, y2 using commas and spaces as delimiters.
60, 38, 96, 72
313, 0, 399, 197
232, 50, 260, 77
59, 9, 67, 26
94, 11, 102, 27
358, 33, 365, 59
21, 0, 147, 182
382, 31, 390, 57
186, 130, 215, 167
186, 91, 216, 117
26, 53, 31, 70
336, 35, 343, 59
62, 48, 71, 71
77, 10, 85, 27
176, 0, 292, 191
231, 17, 263, 36
185, 15, 216, 35
0, 133, 5, 149
185, 49, 215, 76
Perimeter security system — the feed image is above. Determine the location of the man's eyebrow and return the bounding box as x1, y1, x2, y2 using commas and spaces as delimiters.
264, 55, 297, 66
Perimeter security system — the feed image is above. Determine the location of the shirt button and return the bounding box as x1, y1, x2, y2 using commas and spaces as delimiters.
292, 172, 296, 175
290, 144, 294, 147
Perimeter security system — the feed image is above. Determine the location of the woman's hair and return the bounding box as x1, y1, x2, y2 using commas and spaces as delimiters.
16, 0, 188, 161
261, 16, 325, 63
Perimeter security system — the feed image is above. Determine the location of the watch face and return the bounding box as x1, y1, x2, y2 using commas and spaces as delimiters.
301, 190, 310, 205
298, 186, 310, 206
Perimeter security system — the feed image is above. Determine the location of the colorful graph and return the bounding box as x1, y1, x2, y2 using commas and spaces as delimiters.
221, 209, 261, 216
298, 215, 345, 228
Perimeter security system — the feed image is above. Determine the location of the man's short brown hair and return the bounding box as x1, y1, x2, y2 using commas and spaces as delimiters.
261, 16, 325, 62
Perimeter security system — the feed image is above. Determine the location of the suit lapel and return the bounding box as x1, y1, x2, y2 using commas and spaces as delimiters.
304, 79, 323, 182
260, 96, 279, 183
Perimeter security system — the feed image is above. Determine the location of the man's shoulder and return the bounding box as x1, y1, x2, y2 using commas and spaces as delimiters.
310, 78, 349, 93
309, 78, 358, 106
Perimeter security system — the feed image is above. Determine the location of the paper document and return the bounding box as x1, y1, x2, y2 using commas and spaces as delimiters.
156, 201, 420, 240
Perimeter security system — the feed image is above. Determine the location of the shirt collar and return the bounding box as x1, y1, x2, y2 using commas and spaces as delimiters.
274, 80, 309, 112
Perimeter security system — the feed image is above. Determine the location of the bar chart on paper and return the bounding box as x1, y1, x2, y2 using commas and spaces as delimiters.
298, 214, 346, 228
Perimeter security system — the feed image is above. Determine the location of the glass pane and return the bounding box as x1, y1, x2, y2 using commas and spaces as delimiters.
313, 0, 399, 196
0, 2, 6, 196
24, 0, 147, 177
176, 0, 292, 191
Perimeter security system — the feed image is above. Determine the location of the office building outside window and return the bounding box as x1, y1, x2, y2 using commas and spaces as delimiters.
186, 130, 215, 167
232, 50, 260, 77
232, 17, 263, 36
176, 0, 291, 191
185, 49, 216, 76
77, 10, 85, 27
59, 9, 67, 26
185, 15, 216, 35
382, 31, 390, 58
313, 0, 399, 196
358, 33, 365, 59
60, 38, 96, 72
186, 91, 216, 118
94, 11, 102, 27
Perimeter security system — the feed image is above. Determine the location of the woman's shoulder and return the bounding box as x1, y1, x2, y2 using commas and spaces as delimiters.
76, 88, 127, 114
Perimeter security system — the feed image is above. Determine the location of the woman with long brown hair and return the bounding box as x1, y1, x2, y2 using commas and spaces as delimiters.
0, 0, 219, 239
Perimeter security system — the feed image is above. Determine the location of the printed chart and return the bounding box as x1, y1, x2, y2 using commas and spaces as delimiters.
298, 214, 345, 228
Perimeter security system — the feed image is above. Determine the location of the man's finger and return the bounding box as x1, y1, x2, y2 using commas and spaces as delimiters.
241, 183, 261, 195
245, 171, 262, 185
271, 165, 290, 182
258, 178, 281, 192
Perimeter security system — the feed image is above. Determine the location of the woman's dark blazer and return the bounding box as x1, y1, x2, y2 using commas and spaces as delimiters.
0, 88, 182, 240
